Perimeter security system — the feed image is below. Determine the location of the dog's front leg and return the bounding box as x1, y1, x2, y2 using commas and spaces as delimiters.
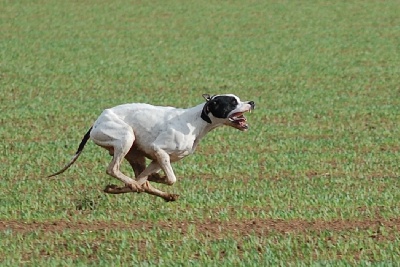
152, 147, 177, 186
139, 146, 180, 201
142, 181, 179, 202
104, 161, 179, 201
135, 160, 179, 201
105, 161, 161, 194
103, 180, 179, 201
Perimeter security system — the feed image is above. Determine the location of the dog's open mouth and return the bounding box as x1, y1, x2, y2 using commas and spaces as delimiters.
228, 111, 250, 131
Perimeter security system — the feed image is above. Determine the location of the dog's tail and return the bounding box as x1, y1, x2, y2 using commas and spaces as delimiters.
47, 127, 93, 178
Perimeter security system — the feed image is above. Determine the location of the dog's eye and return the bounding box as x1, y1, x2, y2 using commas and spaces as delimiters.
210, 99, 219, 108
231, 99, 238, 105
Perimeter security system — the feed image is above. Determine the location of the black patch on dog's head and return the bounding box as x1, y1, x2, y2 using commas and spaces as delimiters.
201, 94, 239, 123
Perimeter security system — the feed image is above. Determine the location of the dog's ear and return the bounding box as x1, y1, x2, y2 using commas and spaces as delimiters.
201, 100, 212, 124
202, 94, 211, 102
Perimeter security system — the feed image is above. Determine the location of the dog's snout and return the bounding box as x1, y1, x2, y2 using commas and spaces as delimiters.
248, 101, 255, 109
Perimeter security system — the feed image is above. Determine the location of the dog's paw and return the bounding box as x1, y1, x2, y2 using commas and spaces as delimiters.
164, 194, 180, 202
103, 184, 119, 193
104, 184, 133, 194
128, 182, 144, 193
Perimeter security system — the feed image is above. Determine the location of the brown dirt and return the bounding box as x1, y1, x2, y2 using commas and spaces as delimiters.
1, 217, 399, 239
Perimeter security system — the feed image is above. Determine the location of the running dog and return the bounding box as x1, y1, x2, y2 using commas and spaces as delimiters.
48, 94, 255, 201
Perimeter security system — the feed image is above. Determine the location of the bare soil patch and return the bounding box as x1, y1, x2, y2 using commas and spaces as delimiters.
1, 217, 399, 238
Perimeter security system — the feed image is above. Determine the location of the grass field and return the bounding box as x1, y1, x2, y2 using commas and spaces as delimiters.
1, 0, 400, 265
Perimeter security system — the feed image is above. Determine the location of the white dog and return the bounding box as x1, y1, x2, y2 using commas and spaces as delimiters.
48, 94, 255, 201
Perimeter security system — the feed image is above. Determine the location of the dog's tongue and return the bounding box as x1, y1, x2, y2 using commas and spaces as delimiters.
239, 118, 248, 129
230, 114, 248, 128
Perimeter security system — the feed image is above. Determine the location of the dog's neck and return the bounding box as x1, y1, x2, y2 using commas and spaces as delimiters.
181, 103, 224, 148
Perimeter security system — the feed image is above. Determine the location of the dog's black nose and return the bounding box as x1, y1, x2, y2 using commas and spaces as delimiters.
248, 101, 255, 109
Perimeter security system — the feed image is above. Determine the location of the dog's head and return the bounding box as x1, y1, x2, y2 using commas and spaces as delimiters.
201, 94, 255, 131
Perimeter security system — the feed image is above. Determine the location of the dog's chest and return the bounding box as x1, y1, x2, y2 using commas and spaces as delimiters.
121, 104, 207, 161
153, 128, 199, 161
134, 122, 202, 162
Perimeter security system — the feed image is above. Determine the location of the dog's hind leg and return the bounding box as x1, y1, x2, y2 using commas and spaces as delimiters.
125, 149, 146, 178
90, 114, 143, 193
104, 149, 146, 194
104, 181, 179, 201
104, 159, 180, 201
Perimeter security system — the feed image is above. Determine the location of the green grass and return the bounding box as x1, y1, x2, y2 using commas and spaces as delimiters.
1, 0, 400, 265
